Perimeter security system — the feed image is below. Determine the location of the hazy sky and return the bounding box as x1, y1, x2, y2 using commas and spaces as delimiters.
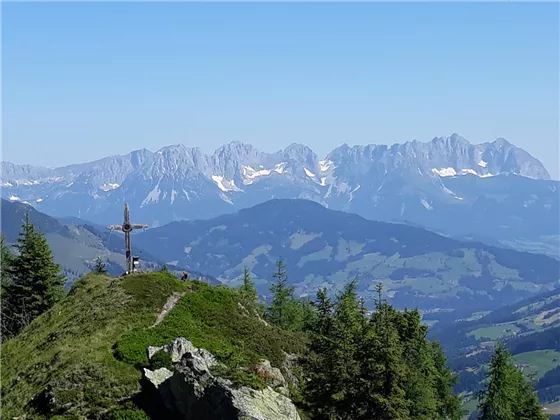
3, 2, 559, 178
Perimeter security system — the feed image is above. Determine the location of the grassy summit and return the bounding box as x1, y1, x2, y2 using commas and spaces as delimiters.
1, 272, 303, 419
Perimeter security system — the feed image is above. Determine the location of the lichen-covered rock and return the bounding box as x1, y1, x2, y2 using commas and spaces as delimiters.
281, 352, 300, 387
253, 360, 286, 388
143, 337, 300, 420
143, 367, 173, 388
147, 337, 198, 363
147, 345, 164, 360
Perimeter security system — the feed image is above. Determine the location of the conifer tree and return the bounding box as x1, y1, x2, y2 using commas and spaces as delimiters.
0, 232, 14, 299
240, 266, 258, 305
1, 234, 16, 338
477, 343, 546, 420
160, 264, 169, 272
5, 213, 65, 336
431, 341, 464, 420
266, 258, 296, 329
93, 257, 107, 274
362, 284, 409, 420
303, 280, 462, 420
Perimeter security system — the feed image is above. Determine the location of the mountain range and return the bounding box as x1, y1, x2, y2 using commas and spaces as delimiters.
130, 198, 560, 314
2, 134, 558, 257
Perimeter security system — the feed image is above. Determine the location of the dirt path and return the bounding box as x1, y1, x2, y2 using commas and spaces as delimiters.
151, 292, 185, 328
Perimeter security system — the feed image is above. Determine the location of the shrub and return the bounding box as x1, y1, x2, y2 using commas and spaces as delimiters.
150, 350, 173, 370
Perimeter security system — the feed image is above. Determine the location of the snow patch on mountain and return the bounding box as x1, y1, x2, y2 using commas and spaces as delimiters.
461, 168, 478, 176
432, 167, 457, 177
242, 162, 287, 184
349, 184, 361, 202
441, 185, 464, 201
420, 198, 433, 210
319, 160, 334, 172
141, 183, 162, 206
478, 160, 488, 168
212, 175, 231, 192
219, 192, 234, 205
36, 198, 44, 203
211, 175, 242, 192
100, 183, 120, 191
304, 168, 316, 178
9, 195, 21, 201
274, 162, 287, 174
432, 167, 491, 178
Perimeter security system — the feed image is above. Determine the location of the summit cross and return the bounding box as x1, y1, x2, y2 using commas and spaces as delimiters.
106, 203, 148, 274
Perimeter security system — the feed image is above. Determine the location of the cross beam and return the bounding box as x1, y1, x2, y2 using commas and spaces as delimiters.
107, 203, 148, 274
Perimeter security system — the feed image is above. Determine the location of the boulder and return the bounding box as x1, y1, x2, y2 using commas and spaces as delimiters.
147, 337, 198, 363
143, 367, 173, 388
253, 360, 286, 388
143, 337, 301, 420
281, 352, 300, 387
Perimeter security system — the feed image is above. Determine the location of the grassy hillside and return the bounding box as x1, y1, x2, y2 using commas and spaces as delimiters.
134, 199, 560, 314
1, 272, 303, 419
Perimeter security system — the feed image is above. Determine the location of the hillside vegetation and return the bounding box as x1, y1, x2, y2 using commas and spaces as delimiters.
1, 272, 304, 419
1, 214, 549, 420
1, 272, 182, 418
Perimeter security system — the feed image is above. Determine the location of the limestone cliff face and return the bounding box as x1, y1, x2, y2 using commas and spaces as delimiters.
143, 337, 301, 420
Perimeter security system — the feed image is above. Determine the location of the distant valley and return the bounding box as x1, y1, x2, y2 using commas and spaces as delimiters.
131, 198, 560, 314
429, 287, 560, 417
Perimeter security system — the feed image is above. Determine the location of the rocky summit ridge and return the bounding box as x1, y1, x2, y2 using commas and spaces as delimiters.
0, 134, 552, 230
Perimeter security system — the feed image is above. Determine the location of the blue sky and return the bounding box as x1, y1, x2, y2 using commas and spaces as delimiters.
2, 2, 559, 178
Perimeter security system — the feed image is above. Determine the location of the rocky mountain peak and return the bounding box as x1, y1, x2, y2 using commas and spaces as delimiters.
1, 133, 553, 230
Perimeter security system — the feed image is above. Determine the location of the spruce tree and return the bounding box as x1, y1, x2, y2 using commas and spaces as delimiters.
0, 232, 14, 299
266, 258, 295, 329
431, 341, 464, 420
240, 266, 258, 305
6, 213, 65, 336
93, 257, 107, 274
478, 343, 546, 420
1, 234, 15, 338
303, 280, 462, 420
362, 288, 409, 420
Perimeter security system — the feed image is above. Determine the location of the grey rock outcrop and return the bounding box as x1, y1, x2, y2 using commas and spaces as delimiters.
143, 337, 301, 420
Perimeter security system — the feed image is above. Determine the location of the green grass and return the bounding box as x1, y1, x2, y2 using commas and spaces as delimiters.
2, 274, 306, 419
468, 324, 520, 340
513, 350, 560, 380
0, 271, 185, 419
461, 396, 479, 419
115, 280, 306, 369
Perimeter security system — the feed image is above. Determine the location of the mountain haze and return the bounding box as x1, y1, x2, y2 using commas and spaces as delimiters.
2, 134, 557, 256
132, 199, 560, 313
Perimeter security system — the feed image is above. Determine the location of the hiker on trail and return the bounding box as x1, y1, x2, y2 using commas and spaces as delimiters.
181, 272, 189, 281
